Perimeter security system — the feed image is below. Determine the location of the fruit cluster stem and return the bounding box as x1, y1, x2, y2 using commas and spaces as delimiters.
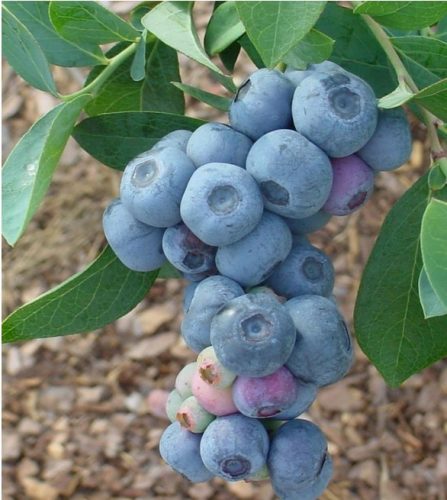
61, 41, 138, 101
359, 9, 446, 163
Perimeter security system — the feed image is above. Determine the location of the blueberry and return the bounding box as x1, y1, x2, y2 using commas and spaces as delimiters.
284, 67, 312, 87
197, 346, 236, 389
323, 155, 375, 215
284, 210, 331, 235
120, 146, 195, 227
210, 293, 296, 377
271, 379, 317, 420
284, 61, 346, 87
192, 370, 238, 416
183, 282, 200, 312
166, 389, 184, 423
159, 422, 214, 482
285, 295, 353, 387
200, 414, 269, 481
232, 366, 298, 418
181, 275, 244, 352
103, 198, 166, 272
246, 129, 333, 218
162, 223, 216, 279
309, 60, 348, 74
176, 396, 215, 433
268, 419, 332, 498
175, 362, 197, 399
186, 122, 253, 168
229, 69, 295, 140
358, 108, 412, 171
216, 211, 293, 287
292, 70, 378, 157
152, 129, 193, 153
266, 240, 334, 299
248, 286, 284, 303
180, 163, 264, 246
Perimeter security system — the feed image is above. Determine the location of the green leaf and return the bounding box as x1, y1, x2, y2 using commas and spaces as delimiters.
419, 268, 447, 319
73, 111, 205, 170
2, 246, 158, 343
171, 82, 231, 111
391, 36, 447, 89
354, 175, 447, 387
421, 198, 447, 308
142, 1, 224, 75
2, 95, 91, 246
219, 41, 241, 72
49, 1, 139, 46
238, 33, 266, 68
378, 82, 414, 109
316, 3, 395, 97
85, 40, 184, 116
130, 31, 147, 81
354, 2, 447, 30
2, 4, 58, 95
4, 1, 103, 67
130, 2, 159, 31
414, 78, 447, 121
237, 1, 326, 67
436, 15, 447, 41
283, 29, 334, 69
204, 1, 245, 55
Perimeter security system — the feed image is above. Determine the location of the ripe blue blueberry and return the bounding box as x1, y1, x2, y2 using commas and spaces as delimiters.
210, 293, 296, 377
216, 211, 292, 287
181, 275, 244, 353
285, 295, 354, 387
284, 210, 331, 235
152, 129, 193, 153
162, 223, 216, 279
292, 70, 378, 157
229, 69, 295, 140
268, 419, 333, 499
103, 198, 166, 272
183, 281, 200, 312
266, 240, 334, 299
120, 146, 195, 227
358, 108, 412, 171
323, 155, 375, 216
200, 414, 269, 481
186, 122, 253, 168
180, 163, 264, 246
246, 129, 333, 218
159, 422, 214, 483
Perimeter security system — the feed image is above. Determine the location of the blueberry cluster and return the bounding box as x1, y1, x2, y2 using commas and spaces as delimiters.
103, 61, 411, 498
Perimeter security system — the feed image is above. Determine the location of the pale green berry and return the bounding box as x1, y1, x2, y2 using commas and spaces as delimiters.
176, 396, 215, 433
175, 362, 197, 398
166, 389, 184, 423
197, 346, 236, 388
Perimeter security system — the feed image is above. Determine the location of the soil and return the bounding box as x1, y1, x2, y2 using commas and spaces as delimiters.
3, 3, 447, 499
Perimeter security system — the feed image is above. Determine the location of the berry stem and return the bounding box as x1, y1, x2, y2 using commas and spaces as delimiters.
60, 41, 138, 101
358, 9, 446, 163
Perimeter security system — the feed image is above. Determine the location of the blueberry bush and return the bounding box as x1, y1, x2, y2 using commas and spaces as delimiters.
3, 1, 447, 497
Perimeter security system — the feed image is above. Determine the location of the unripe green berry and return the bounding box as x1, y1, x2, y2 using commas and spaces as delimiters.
166, 389, 184, 423
176, 396, 215, 433
197, 346, 236, 388
175, 362, 197, 398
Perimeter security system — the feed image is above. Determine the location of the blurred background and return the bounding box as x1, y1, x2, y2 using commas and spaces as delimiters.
3, 2, 447, 499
